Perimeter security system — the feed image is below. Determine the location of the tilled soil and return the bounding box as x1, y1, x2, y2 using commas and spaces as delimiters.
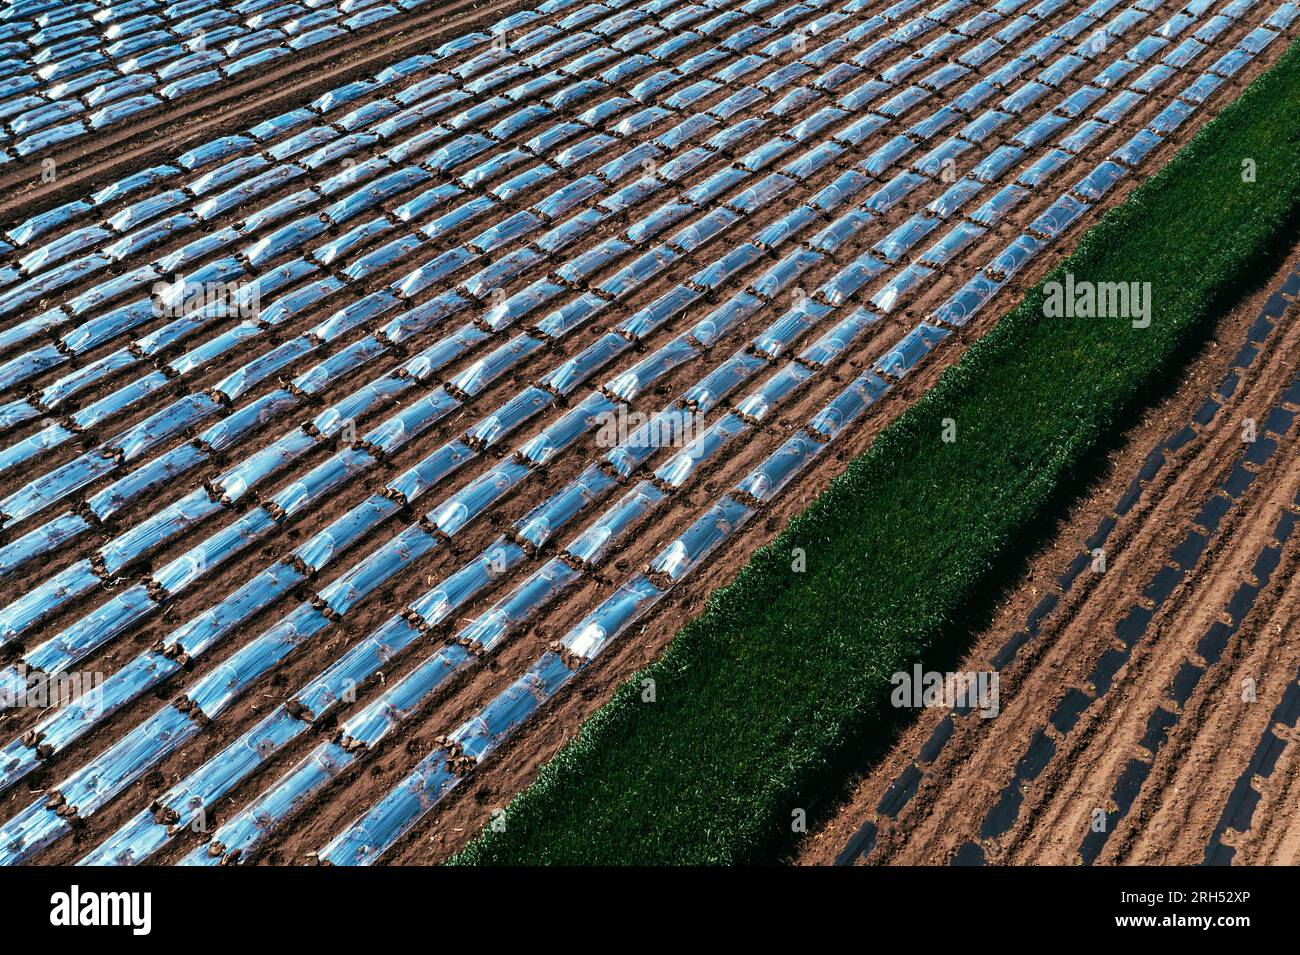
802, 242, 1300, 866
0, 0, 1293, 866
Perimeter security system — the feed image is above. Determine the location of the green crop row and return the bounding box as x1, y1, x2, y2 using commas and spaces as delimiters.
455, 38, 1300, 864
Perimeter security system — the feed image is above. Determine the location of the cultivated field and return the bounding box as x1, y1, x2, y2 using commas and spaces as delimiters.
0, 0, 1295, 867
817, 250, 1300, 866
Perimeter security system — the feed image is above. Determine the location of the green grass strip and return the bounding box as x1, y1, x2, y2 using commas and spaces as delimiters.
455, 38, 1300, 865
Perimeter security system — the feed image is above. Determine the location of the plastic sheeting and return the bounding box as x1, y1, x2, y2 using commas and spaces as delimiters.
185, 742, 358, 865
751, 247, 823, 301
871, 263, 935, 313
535, 205, 603, 253
986, 233, 1047, 281
518, 393, 615, 468
680, 350, 766, 416
313, 374, 412, 438
199, 389, 298, 453
314, 747, 457, 866
318, 525, 437, 620
80, 704, 303, 864
213, 430, 316, 503
736, 432, 822, 504
819, 252, 888, 306
458, 559, 581, 649
812, 209, 872, 256
561, 574, 663, 660
452, 651, 576, 766
188, 604, 332, 717
0, 511, 89, 576
564, 482, 665, 566
0, 397, 39, 431
384, 439, 475, 503
322, 647, 572, 864
751, 305, 819, 360
361, 390, 454, 455
113, 392, 221, 462
167, 319, 262, 378
58, 704, 200, 820
447, 335, 545, 397
32, 651, 183, 759
1073, 159, 1129, 201
0, 0, 1232, 873
480, 281, 564, 333
171, 562, 308, 661
69, 370, 169, 432
874, 322, 952, 380
799, 310, 878, 368
918, 220, 986, 268
969, 144, 1024, 184
808, 370, 890, 440
21, 224, 112, 274
392, 322, 477, 382
690, 292, 764, 349
667, 207, 739, 254
271, 448, 375, 519
158, 707, 304, 824
341, 646, 472, 748
932, 273, 1006, 327
753, 205, 820, 253
627, 202, 692, 247
24, 583, 155, 675
1030, 192, 1091, 241
514, 463, 619, 549
605, 336, 698, 403
0, 559, 98, 644
967, 183, 1028, 227
616, 284, 701, 341
538, 331, 629, 396
151, 507, 276, 596
0, 441, 120, 522
166, 538, 511, 863
100, 487, 224, 575
599, 245, 680, 298
556, 238, 632, 286
0, 419, 76, 473
7, 199, 92, 246
297, 618, 424, 721
465, 388, 554, 449
434, 460, 532, 540
875, 213, 940, 264
381, 290, 469, 345
927, 177, 985, 220
653, 413, 748, 489
649, 495, 753, 585
736, 363, 814, 422
0, 800, 70, 866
